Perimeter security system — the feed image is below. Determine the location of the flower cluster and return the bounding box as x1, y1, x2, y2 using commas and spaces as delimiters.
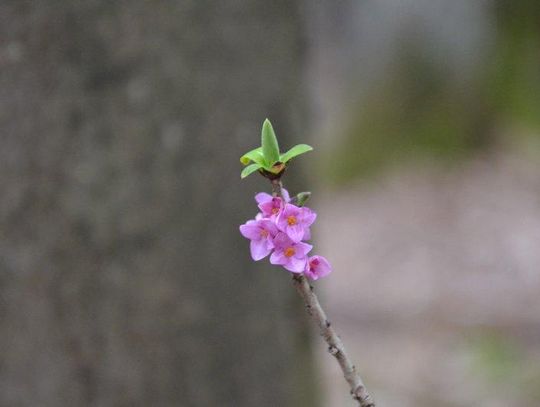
240, 189, 332, 280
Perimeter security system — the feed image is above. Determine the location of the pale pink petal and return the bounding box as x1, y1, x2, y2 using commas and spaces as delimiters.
275, 212, 287, 232
272, 232, 291, 249
255, 192, 272, 204
259, 219, 278, 236
250, 240, 271, 261
300, 207, 317, 226
304, 267, 316, 280
270, 250, 287, 265
288, 203, 301, 215
287, 224, 305, 242
266, 235, 275, 249
258, 200, 276, 217
276, 204, 300, 233
305, 255, 332, 280
295, 242, 313, 257
282, 188, 291, 202
239, 222, 261, 240
284, 256, 307, 273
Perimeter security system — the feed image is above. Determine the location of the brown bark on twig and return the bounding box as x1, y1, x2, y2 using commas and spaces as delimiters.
292, 275, 375, 407
271, 178, 376, 407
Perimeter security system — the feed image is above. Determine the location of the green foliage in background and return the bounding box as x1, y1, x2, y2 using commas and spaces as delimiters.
469, 332, 522, 384
325, 0, 540, 185
489, 0, 540, 129
325, 43, 490, 184
467, 330, 540, 404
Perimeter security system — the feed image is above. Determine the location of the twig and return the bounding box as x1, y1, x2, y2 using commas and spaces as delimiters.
271, 177, 375, 407
292, 274, 375, 406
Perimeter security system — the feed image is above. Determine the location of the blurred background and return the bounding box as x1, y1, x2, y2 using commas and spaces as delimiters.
1, 1, 539, 406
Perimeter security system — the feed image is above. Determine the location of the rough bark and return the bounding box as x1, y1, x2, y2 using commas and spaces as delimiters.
0, 2, 316, 406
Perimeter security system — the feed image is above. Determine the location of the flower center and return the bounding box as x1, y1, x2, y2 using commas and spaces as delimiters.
260, 229, 269, 238
287, 216, 297, 226
271, 207, 280, 215
284, 247, 295, 258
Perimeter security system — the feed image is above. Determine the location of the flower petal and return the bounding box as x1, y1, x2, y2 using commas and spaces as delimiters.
250, 240, 271, 261
239, 221, 261, 240
270, 250, 287, 265
295, 242, 313, 256
258, 200, 276, 217
305, 255, 332, 280
300, 207, 317, 226
255, 192, 272, 204
272, 232, 292, 249
287, 224, 305, 242
282, 188, 291, 202
259, 219, 278, 236
284, 256, 307, 273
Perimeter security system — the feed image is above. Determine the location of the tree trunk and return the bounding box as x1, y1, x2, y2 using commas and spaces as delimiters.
0, 2, 316, 406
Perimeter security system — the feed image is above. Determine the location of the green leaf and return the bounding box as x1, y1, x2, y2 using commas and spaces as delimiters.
240, 163, 262, 179
280, 144, 313, 163
261, 119, 280, 165
240, 147, 266, 166
293, 191, 311, 207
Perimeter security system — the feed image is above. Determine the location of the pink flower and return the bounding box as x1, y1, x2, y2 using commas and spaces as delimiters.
276, 203, 317, 242
304, 255, 332, 280
255, 189, 290, 219
240, 189, 333, 279
239, 219, 278, 261
270, 232, 312, 272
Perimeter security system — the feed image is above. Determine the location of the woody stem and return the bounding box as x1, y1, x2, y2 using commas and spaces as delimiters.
271, 178, 375, 407
271, 178, 283, 197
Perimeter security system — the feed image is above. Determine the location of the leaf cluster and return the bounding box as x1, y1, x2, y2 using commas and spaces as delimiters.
240, 119, 313, 179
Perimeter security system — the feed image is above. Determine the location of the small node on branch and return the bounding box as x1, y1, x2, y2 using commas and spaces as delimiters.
259, 165, 286, 180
